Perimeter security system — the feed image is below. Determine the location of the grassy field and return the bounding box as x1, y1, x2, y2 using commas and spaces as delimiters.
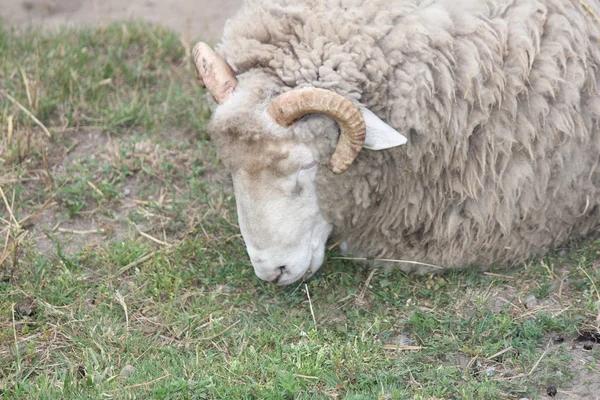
1, 20, 599, 399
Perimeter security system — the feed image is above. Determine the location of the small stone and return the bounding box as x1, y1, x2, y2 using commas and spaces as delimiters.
502, 370, 517, 378
388, 332, 413, 347
519, 398, 530, 400
524, 293, 537, 308
14, 302, 35, 318
512, 348, 522, 357
583, 343, 593, 350
491, 298, 505, 313
485, 367, 495, 377
119, 365, 135, 377
586, 356, 594, 363
558, 249, 568, 257
215, 284, 232, 293
553, 335, 564, 344
122, 188, 131, 196
298, 337, 309, 345
546, 385, 557, 397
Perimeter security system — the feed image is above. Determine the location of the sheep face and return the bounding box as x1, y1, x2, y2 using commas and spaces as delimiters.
231, 142, 333, 285
194, 43, 407, 285
208, 88, 334, 285
210, 89, 409, 285
211, 100, 407, 285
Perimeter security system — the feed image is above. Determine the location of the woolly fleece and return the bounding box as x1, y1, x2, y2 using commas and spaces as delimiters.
209, 0, 600, 271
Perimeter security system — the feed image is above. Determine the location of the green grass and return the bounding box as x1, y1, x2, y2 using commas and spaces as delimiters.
1, 20, 599, 399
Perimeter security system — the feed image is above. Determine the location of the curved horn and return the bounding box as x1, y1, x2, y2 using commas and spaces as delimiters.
267, 88, 366, 174
192, 42, 238, 104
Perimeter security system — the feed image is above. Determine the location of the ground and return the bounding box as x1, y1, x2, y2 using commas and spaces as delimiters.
0, 0, 242, 40
0, 5, 599, 400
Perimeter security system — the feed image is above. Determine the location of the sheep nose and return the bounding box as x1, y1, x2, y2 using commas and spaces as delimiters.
270, 266, 286, 284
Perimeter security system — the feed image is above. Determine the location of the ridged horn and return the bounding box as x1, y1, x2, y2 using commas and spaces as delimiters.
192, 42, 237, 104
267, 88, 366, 174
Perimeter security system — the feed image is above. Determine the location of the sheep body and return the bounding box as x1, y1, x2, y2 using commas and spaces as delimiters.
211, 0, 600, 271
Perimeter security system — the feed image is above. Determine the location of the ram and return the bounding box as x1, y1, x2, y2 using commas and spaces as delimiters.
193, 0, 600, 285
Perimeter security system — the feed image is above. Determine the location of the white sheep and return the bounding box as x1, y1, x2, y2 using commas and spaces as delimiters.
193, 0, 600, 285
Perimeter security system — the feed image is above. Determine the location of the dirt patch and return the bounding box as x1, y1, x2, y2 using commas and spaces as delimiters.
539, 336, 600, 400
28, 204, 123, 256
21, 130, 126, 255
0, 0, 243, 41
10, 127, 230, 257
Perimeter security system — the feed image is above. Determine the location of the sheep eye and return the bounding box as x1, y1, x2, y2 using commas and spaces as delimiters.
293, 162, 318, 193
299, 161, 318, 171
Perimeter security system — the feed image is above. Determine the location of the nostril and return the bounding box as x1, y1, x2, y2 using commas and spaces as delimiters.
271, 266, 286, 284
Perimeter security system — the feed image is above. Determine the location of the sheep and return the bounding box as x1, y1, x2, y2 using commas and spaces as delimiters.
192, 0, 600, 285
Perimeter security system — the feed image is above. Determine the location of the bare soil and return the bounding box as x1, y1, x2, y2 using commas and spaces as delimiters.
16, 127, 230, 257
540, 337, 600, 400
26, 129, 130, 256
0, 0, 243, 41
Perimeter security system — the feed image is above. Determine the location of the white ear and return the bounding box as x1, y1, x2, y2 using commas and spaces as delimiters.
361, 108, 407, 150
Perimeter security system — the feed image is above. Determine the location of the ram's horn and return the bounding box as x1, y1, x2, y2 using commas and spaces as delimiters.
192, 42, 237, 104
267, 88, 366, 174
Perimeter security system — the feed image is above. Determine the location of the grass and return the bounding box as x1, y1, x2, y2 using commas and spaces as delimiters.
1, 20, 599, 399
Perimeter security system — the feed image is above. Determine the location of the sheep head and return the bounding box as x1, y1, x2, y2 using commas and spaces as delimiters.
193, 42, 407, 285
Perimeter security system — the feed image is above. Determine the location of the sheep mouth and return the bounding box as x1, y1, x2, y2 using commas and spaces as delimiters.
275, 261, 314, 286
277, 223, 331, 286
274, 256, 317, 286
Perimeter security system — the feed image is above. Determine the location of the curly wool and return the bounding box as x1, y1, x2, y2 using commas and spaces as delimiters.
212, 0, 600, 271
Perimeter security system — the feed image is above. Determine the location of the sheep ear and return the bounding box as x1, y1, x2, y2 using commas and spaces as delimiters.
361, 108, 407, 150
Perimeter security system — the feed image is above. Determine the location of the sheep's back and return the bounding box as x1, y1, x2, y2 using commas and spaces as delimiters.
218, 0, 600, 269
